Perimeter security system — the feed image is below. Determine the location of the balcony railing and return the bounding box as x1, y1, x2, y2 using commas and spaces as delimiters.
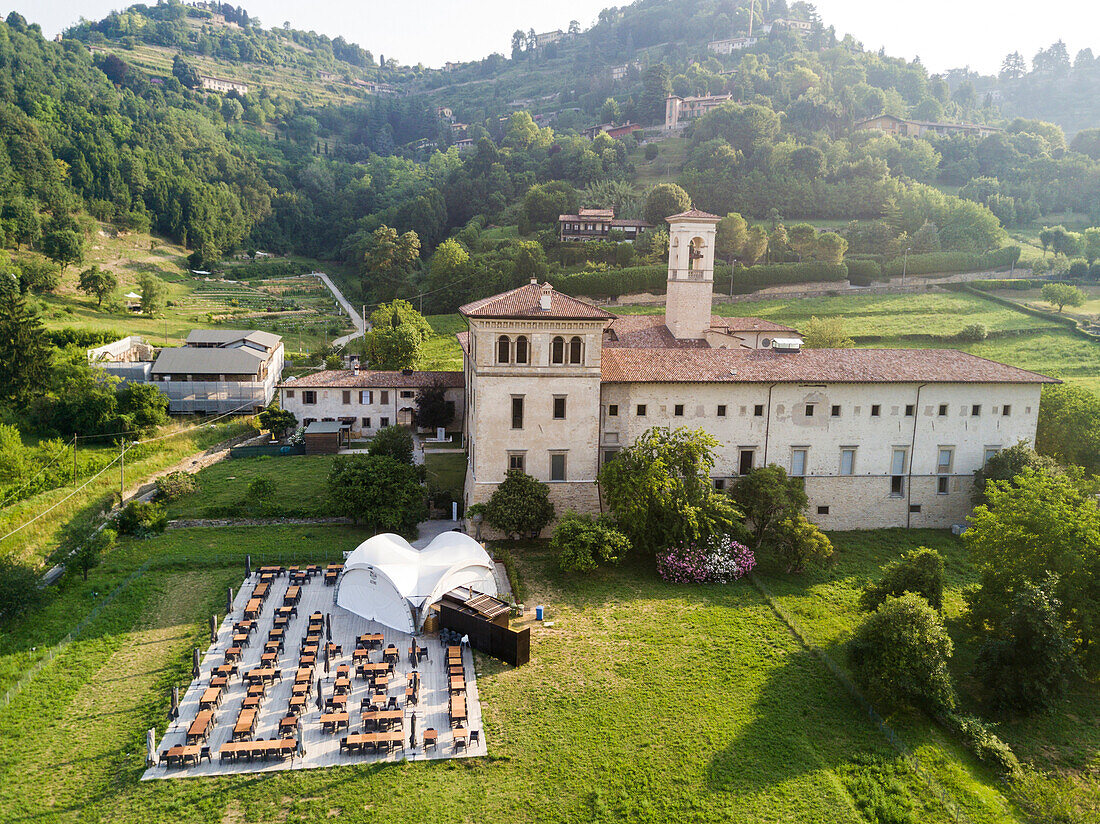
667, 268, 711, 281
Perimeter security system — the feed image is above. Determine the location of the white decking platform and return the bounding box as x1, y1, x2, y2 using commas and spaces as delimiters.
143, 568, 486, 780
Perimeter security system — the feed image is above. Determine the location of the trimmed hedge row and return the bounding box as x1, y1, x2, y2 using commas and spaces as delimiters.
550, 262, 848, 299
880, 247, 1021, 278
47, 328, 127, 348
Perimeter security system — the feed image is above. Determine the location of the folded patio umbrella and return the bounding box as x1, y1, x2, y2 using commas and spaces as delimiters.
245, 554, 251, 577
325, 613, 332, 642
316, 678, 323, 712
146, 728, 156, 767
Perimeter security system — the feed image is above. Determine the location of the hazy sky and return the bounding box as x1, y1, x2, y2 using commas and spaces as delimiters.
17, 0, 1100, 75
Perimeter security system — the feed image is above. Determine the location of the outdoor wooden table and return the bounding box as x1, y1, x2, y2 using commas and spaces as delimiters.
453, 727, 469, 749
319, 712, 349, 734
258, 565, 282, 576
449, 676, 466, 694
358, 661, 388, 678
382, 645, 399, 663
292, 682, 311, 697
273, 616, 289, 629
288, 695, 307, 715
212, 663, 237, 678
232, 633, 250, 647
252, 582, 269, 599
245, 667, 279, 685
301, 642, 318, 655
325, 564, 342, 572
449, 695, 467, 726
363, 709, 403, 730
279, 716, 299, 738
261, 652, 279, 667
325, 570, 338, 585
186, 710, 215, 744
423, 728, 438, 749
242, 695, 262, 711
447, 645, 462, 657
357, 633, 384, 649
210, 675, 229, 690
160, 744, 202, 767
268, 628, 285, 642
233, 708, 257, 740
309, 611, 323, 622
244, 599, 262, 620
233, 620, 256, 635
224, 646, 243, 663
336, 664, 350, 677
294, 667, 313, 684
448, 665, 465, 677
372, 674, 390, 691
283, 586, 300, 606
299, 654, 316, 667
247, 683, 266, 698
264, 640, 283, 656
290, 570, 309, 585
326, 693, 347, 712
363, 693, 388, 711
352, 648, 370, 663
199, 687, 222, 711
325, 642, 343, 658
341, 730, 403, 754
333, 677, 351, 694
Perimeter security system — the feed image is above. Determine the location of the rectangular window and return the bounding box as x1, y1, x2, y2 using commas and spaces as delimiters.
891, 448, 908, 475
400, 390, 414, 399
674, 403, 685, 417
512, 396, 524, 429
361, 417, 371, 428
738, 449, 755, 476
909, 504, 922, 514
840, 448, 856, 476
938, 404, 948, 416
602, 449, 619, 465
937, 447, 954, 474
553, 396, 567, 419
984, 447, 1001, 463
971, 404, 981, 417
285, 390, 295, 399
831, 405, 841, 417
360, 390, 373, 404
380, 391, 390, 405
607, 404, 619, 417
380, 416, 389, 427
790, 448, 807, 477
871, 404, 881, 417
805, 404, 815, 417
937, 476, 950, 495
342, 390, 351, 405
817, 505, 830, 515
549, 453, 566, 481
717, 404, 727, 417
713, 478, 726, 490
508, 452, 525, 473
904, 404, 915, 417
1002, 404, 1011, 416
891, 475, 905, 496
302, 390, 317, 405
753, 404, 764, 417
636, 404, 647, 416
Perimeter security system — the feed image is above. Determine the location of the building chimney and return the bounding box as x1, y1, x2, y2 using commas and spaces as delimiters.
530, 277, 539, 285
352, 358, 360, 376
539, 282, 553, 311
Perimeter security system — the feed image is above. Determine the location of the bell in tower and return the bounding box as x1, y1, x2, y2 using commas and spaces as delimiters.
664, 208, 720, 340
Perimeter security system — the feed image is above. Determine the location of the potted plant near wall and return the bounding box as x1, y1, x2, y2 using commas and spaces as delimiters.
465, 503, 486, 540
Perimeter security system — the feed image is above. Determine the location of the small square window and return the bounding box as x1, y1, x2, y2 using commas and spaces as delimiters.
805, 404, 815, 417
302, 390, 317, 405
674, 404, 685, 417
608, 404, 619, 417
971, 404, 982, 417
380, 416, 389, 427
717, 405, 727, 417
400, 390, 415, 399
636, 404, 647, 416
938, 404, 948, 416
1002, 405, 1011, 416
904, 404, 915, 417
753, 404, 764, 417
890, 475, 905, 496
909, 504, 922, 514
602, 449, 619, 465
831, 405, 841, 417
871, 404, 881, 417
553, 396, 567, 420
361, 417, 371, 428
508, 453, 525, 472
285, 390, 295, 399
937, 476, 949, 494
550, 453, 567, 481
713, 478, 726, 490
816, 505, 830, 515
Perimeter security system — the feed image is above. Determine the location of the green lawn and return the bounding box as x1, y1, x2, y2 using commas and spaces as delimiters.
424, 450, 466, 500
421, 313, 466, 371
0, 522, 1046, 824
163, 454, 338, 519
629, 136, 690, 188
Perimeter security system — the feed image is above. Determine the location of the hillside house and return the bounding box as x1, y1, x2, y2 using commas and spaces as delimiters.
199, 75, 249, 95
708, 37, 757, 55
855, 114, 1003, 139
665, 94, 734, 129
558, 208, 653, 242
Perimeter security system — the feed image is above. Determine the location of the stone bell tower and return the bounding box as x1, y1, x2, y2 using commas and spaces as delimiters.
665, 209, 720, 340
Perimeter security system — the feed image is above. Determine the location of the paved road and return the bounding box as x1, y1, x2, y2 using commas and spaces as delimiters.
309, 271, 367, 348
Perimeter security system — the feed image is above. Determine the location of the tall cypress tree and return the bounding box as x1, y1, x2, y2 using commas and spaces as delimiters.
0, 274, 50, 407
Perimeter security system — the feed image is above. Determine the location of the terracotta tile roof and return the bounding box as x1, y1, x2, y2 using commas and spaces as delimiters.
601, 347, 1059, 385
280, 370, 464, 389
459, 282, 615, 320
665, 208, 721, 222
456, 330, 470, 354
604, 314, 799, 348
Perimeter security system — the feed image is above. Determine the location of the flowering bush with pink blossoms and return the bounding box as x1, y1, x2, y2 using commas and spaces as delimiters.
656, 535, 756, 584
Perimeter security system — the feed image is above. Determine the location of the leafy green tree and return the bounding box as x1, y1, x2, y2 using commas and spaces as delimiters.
973, 580, 1077, 714
716, 212, 748, 264
1041, 282, 1085, 312
1036, 383, 1100, 473
1070, 128, 1100, 160
729, 464, 808, 548
138, 272, 166, 315
849, 593, 956, 712
641, 63, 672, 124
70, 526, 116, 582
116, 381, 169, 432
247, 476, 277, 502
115, 500, 167, 536
368, 425, 414, 465
692, 103, 781, 158
42, 229, 84, 270
0, 556, 46, 620
772, 515, 833, 573
0, 277, 50, 406
172, 53, 200, 88
813, 231, 848, 264
802, 315, 854, 348
972, 441, 1061, 504
550, 512, 631, 573
78, 265, 117, 306
484, 470, 555, 539
360, 225, 420, 299
600, 427, 740, 554
643, 183, 692, 226
155, 471, 198, 502
413, 378, 454, 431
326, 453, 426, 533
786, 223, 817, 261
18, 258, 60, 294
522, 180, 578, 227
1083, 227, 1100, 264
964, 469, 1100, 672
258, 402, 298, 440
362, 300, 433, 370
740, 225, 768, 266
860, 548, 945, 611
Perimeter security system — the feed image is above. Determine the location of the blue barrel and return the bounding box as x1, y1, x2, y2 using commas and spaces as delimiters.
535, 605, 544, 620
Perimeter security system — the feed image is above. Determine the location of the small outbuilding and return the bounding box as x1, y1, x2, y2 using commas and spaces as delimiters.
336, 532, 498, 633
302, 420, 349, 454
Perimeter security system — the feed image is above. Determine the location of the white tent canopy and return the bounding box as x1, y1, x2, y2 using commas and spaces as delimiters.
336, 531, 498, 633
